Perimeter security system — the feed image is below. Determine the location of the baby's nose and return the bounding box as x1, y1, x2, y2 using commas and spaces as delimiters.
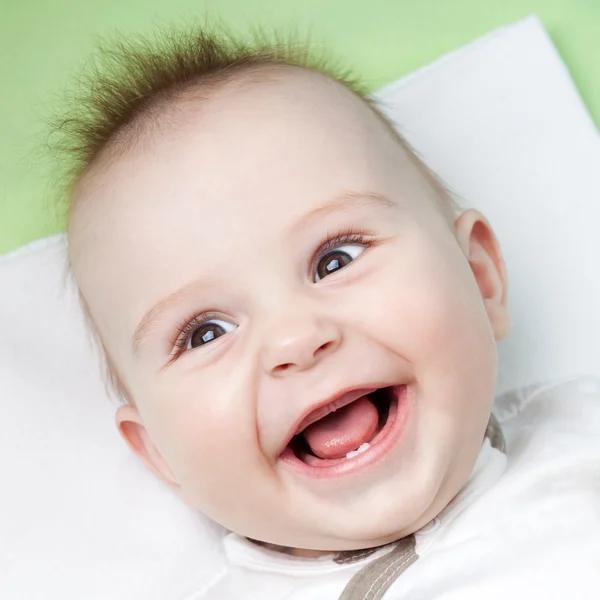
260, 315, 342, 376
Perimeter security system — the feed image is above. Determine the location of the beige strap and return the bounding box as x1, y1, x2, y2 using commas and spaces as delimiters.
337, 535, 418, 600
485, 412, 506, 453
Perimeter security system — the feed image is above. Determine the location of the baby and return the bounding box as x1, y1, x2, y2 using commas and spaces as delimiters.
54, 23, 600, 599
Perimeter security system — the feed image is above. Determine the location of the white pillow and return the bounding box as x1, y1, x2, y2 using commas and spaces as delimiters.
2, 14, 599, 599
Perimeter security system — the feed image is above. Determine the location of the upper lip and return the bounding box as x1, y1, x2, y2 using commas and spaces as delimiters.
277, 383, 397, 458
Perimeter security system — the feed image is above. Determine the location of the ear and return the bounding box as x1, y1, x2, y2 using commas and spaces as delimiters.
454, 209, 510, 340
115, 404, 181, 490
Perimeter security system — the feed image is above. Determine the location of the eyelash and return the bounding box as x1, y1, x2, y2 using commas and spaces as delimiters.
168, 227, 375, 358
169, 310, 224, 357
311, 227, 374, 280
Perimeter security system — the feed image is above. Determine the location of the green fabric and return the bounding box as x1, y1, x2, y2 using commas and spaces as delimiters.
1, 0, 599, 256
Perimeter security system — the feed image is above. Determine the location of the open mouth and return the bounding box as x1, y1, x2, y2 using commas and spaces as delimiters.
280, 385, 407, 474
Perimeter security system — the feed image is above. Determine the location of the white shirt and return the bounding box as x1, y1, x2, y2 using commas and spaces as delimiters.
197, 376, 600, 599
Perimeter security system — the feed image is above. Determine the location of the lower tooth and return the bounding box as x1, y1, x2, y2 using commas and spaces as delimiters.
345, 442, 370, 459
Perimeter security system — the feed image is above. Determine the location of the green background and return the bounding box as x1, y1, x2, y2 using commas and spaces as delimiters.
2, 0, 599, 256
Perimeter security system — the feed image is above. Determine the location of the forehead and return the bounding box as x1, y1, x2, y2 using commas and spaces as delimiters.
69, 69, 418, 351
74, 69, 406, 220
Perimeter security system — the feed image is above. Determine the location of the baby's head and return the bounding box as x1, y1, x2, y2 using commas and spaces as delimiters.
57, 24, 509, 554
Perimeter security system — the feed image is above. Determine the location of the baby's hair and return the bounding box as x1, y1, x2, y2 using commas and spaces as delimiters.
46, 19, 459, 407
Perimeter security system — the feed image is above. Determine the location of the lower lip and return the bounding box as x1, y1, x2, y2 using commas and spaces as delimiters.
278, 385, 411, 479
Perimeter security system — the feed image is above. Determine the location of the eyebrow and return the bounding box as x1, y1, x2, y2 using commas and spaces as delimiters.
296, 190, 396, 230
131, 190, 397, 357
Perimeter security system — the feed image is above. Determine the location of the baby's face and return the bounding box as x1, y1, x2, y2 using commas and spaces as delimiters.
71, 68, 509, 551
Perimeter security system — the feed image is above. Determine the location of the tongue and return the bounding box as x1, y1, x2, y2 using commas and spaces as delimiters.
302, 395, 379, 460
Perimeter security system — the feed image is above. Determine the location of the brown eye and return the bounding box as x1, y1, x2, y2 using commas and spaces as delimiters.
188, 320, 235, 349
315, 245, 365, 282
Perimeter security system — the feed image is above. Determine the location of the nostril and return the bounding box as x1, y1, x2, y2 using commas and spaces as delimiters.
271, 340, 336, 374
314, 340, 334, 357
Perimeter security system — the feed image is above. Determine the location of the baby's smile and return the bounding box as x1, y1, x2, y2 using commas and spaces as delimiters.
280, 385, 409, 478
69, 64, 509, 553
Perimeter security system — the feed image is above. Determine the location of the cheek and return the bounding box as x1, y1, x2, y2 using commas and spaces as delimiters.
140, 375, 294, 534
138, 376, 260, 502
365, 236, 496, 391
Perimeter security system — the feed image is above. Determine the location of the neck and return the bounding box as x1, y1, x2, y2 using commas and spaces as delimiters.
247, 538, 334, 557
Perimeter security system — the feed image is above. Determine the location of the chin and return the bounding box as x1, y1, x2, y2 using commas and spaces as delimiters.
307, 509, 422, 550
322, 472, 447, 544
